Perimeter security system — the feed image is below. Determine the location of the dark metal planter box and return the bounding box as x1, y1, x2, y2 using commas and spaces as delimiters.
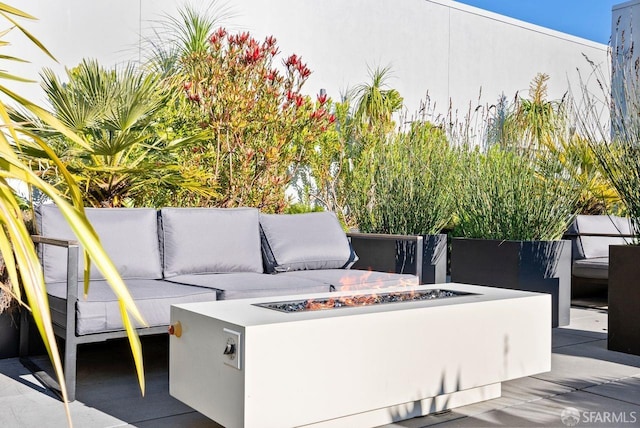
0, 310, 20, 359
608, 245, 640, 355
348, 233, 447, 284
450, 238, 571, 327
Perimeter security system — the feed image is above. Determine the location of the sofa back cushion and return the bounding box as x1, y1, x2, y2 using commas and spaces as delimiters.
259, 211, 358, 273
160, 207, 263, 277
36, 205, 163, 282
568, 215, 633, 259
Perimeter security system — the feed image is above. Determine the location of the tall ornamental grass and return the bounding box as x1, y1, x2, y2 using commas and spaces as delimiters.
579, 48, 640, 237
454, 146, 580, 241
350, 122, 457, 235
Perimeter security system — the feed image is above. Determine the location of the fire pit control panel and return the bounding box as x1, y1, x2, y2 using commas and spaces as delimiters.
222, 328, 241, 370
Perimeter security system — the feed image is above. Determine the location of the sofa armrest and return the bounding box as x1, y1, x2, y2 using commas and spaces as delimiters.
31, 235, 80, 327
347, 232, 422, 242
347, 232, 421, 279
347, 233, 447, 284
347, 233, 421, 278
32, 235, 79, 247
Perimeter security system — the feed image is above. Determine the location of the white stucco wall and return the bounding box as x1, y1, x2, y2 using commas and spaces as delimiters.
7, 0, 609, 119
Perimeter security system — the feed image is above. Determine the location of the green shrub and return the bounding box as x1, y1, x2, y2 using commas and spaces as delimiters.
292, 100, 356, 226
13, 59, 210, 207
350, 122, 457, 235
579, 48, 640, 236
284, 203, 325, 214
594, 141, 640, 235
453, 146, 580, 240
153, 24, 334, 211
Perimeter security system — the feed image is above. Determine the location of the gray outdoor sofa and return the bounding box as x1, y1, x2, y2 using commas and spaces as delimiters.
565, 214, 634, 297
21, 206, 422, 401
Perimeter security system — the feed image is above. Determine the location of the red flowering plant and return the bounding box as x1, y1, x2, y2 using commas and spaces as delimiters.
164, 28, 335, 211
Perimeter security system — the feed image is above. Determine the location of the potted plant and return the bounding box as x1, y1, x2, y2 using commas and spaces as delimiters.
348, 121, 457, 284
582, 42, 640, 354
450, 145, 580, 327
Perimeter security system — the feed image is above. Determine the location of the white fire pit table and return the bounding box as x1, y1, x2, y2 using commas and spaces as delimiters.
169, 283, 551, 428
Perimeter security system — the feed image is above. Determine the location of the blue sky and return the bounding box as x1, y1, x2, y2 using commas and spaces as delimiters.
455, 0, 621, 44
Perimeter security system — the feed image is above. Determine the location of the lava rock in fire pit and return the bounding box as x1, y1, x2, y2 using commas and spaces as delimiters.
254, 289, 472, 313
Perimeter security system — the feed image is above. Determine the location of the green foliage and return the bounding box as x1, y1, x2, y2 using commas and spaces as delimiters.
152, 22, 334, 211
349, 122, 457, 235
594, 141, 640, 235
457, 75, 589, 240
351, 65, 403, 134
554, 135, 624, 215
486, 73, 621, 216
453, 146, 581, 240
284, 203, 325, 214
579, 53, 640, 235
14, 59, 212, 207
507, 74, 563, 149
294, 66, 405, 229
0, 4, 146, 412
145, 2, 232, 78
293, 99, 355, 226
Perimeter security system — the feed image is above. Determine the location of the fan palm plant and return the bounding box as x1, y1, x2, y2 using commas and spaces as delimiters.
0, 3, 146, 420
13, 59, 212, 207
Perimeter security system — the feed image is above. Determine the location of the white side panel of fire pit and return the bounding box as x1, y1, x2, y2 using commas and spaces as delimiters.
169, 309, 246, 427
170, 284, 551, 428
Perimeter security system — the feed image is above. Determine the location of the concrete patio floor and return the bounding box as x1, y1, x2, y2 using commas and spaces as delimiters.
1, 305, 639, 428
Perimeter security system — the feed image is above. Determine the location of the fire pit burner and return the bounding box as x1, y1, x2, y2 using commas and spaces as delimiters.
254, 288, 473, 313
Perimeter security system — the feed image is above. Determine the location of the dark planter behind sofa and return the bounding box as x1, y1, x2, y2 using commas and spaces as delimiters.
0, 310, 19, 359
349, 233, 447, 284
450, 238, 571, 327
608, 245, 640, 356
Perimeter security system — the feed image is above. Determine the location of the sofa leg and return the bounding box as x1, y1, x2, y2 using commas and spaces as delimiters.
63, 338, 78, 402
19, 308, 29, 357
18, 320, 74, 402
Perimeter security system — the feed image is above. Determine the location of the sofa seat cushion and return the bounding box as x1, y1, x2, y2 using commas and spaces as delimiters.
166, 273, 330, 300
259, 212, 357, 273
37, 206, 163, 282
279, 269, 419, 291
572, 257, 609, 280
161, 207, 263, 277
46, 279, 218, 335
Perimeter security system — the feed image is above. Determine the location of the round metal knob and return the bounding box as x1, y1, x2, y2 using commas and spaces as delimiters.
168, 321, 182, 337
